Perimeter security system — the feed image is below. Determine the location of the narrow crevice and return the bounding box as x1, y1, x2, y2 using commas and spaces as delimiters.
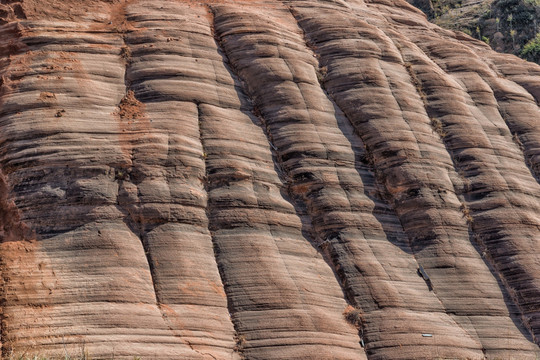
286, 4, 412, 247
439, 86, 536, 346
287, 8, 409, 308
400, 41, 536, 347
462, 78, 539, 343
515, 130, 540, 184
308, 38, 417, 258
285, 4, 387, 278
196, 101, 244, 360
114, 170, 163, 307
113, 19, 172, 329
286, 8, 483, 355
469, 229, 537, 343
115, 25, 225, 360
114, 6, 242, 358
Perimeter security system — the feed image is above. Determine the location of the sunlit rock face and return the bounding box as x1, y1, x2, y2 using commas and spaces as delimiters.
0, 0, 539, 358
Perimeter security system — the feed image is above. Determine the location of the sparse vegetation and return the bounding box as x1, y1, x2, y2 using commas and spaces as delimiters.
233, 333, 246, 353
115, 167, 129, 180
120, 45, 132, 61
116, 90, 146, 120
460, 201, 474, 224
316, 65, 327, 85
521, 32, 540, 62
343, 305, 367, 347
417, 0, 540, 63
343, 305, 364, 330
512, 132, 524, 151
430, 117, 446, 138
403, 62, 428, 103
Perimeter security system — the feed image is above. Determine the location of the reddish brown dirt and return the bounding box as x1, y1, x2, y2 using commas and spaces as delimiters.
116, 90, 146, 121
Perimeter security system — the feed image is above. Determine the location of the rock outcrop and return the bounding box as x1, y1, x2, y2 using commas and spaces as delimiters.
0, 0, 539, 359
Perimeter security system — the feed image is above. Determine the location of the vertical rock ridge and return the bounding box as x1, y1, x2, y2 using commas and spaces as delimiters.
114, 12, 164, 321
387, 28, 540, 345
205, 6, 366, 359
0, 0, 538, 358
196, 101, 242, 360
387, 31, 540, 352
481, 51, 540, 105
487, 77, 540, 183
115, 1, 239, 357
0, 12, 186, 357
212, 3, 494, 359
291, 1, 539, 358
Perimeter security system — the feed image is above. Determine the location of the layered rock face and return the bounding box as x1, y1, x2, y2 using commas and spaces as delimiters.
0, 0, 539, 358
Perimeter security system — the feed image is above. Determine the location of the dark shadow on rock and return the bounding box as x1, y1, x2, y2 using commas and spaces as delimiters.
466, 227, 536, 343
215, 34, 359, 309
331, 98, 415, 256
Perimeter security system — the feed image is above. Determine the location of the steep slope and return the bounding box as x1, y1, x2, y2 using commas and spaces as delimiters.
0, 0, 539, 359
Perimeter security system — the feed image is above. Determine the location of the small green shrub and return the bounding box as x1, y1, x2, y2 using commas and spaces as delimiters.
521, 33, 540, 62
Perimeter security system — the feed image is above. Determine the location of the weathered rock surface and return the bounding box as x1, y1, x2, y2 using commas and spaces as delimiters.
0, 0, 539, 359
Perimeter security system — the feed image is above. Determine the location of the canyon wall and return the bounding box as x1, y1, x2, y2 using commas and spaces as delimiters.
0, 0, 539, 358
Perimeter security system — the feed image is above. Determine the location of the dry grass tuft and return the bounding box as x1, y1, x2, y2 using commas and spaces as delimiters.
343, 305, 364, 329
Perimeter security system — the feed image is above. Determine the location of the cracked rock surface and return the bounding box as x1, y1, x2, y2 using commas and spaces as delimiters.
0, 0, 539, 358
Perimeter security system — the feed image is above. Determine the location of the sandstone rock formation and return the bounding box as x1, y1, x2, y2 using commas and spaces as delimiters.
0, 0, 539, 359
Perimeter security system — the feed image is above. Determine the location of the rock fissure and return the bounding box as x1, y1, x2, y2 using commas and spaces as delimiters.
0, 0, 539, 358
196, 100, 244, 360
403, 57, 491, 352
114, 42, 161, 307
488, 81, 540, 184
286, 4, 414, 348
379, 36, 490, 353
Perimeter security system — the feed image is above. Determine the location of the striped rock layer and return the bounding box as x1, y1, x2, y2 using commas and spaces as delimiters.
0, 0, 539, 359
